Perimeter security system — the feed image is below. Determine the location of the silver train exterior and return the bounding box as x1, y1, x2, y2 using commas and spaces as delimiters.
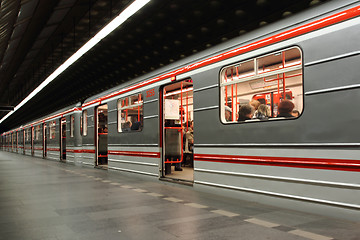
1, 0, 360, 221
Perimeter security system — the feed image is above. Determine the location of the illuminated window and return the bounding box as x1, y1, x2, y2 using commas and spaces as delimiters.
26, 129, 31, 141
117, 94, 143, 132
220, 47, 303, 123
49, 121, 56, 139
35, 125, 41, 140
82, 110, 88, 136
70, 115, 74, 138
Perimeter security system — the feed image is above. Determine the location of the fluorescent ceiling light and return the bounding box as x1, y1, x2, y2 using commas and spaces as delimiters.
0, 0, 151, 126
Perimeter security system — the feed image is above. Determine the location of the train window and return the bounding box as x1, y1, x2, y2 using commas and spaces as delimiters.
82, 110, 88, 136
70, 115, 74, 138
35, 125, 41, 140
49, 121, 56, 139
220, 47, 303, 123
26, 129, 31, 141
117, 93, 143, 132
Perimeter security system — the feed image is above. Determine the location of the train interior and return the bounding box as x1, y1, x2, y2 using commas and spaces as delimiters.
97, 104, 108, 167
221, 47, 303, 121
163, 79, 194, 182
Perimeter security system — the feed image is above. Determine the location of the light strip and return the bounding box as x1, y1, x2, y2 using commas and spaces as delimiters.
0, 0, 151, 125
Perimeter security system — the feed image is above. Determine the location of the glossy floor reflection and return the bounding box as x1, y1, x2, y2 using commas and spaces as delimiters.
0, 151, 359, 240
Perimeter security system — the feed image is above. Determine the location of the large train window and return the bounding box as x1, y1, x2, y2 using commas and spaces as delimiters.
70, 115, 74, 138
26, 128, 31, 141
82, 110, 88, 136
220, 47, 303, 123
117, 93, 143, 132
35, 125, 41, 140
49, 121, 56, 139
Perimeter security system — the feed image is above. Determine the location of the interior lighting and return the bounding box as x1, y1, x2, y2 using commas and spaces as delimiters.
0, 0, 151, 125
165, 87, 193, 97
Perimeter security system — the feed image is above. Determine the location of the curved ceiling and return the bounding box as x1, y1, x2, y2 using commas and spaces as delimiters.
0, 0, 329, 132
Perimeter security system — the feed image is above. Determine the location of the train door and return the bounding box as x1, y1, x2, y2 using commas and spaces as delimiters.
31, 127, 34, 156
43, 123, 47, 158
22, 129, 25, 154
60, 118, 66, 161
96, 104, 108, 168
11, 132, 14, 152
160, 79, 194, 182
16, 131, 18, 153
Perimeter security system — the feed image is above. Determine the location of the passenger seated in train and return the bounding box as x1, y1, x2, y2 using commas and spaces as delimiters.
253, 104, 271, 120
224, 105, 232, 122
292, 110, 300, 117
238, 104, 254, 121
131, 121, 141, 131
122, 121, 132, 131
249, 99, 261, 112
277, 100, 295, 118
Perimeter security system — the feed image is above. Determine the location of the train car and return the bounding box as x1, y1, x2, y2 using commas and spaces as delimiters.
80, 86, 159, 173
43, 105, 82, 162
1, 0, 359, 221
77, 0, 360, 221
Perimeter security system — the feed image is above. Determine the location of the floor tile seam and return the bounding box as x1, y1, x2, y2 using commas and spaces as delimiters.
13, 154, 337, 240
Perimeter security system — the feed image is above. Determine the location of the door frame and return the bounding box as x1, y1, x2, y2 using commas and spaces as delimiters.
159, 79, 194, 179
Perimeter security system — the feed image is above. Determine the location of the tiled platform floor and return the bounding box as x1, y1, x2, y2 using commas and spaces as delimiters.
0, 151, 359, 240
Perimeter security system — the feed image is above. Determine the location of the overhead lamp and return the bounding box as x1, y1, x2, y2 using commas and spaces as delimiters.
0, 0, 151, 125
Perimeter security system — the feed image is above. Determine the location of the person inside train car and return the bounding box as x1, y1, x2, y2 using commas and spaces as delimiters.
183, 121, 194, 167
253, 104, 271, 120
131, 121, 141, 131
122, 121, 132, 131
224, 105, 233, 122
277, 100, 295, 118
292, 110, 300, 118
249, 99, 261, 112
257, 98, 266, 105
238, 104, 254, 121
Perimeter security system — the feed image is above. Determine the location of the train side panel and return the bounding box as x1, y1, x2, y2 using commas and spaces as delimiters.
106, 90, 160, 177
191, 16, 360, 221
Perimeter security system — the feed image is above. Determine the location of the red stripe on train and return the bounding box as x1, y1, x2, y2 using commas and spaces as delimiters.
67, 149, 160, 158
108, 150, 160, 158
47, 148, 60, 151
195, 154, 360, 172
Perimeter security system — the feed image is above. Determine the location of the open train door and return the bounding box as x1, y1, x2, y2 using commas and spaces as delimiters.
160, 79, 194, 183
31, 126, 34, 156
95, 104, 108, 168
43, 123, 47, 158
60, 118, 66, 161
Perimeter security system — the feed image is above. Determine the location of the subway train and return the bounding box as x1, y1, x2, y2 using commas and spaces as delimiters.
1, 0, 360, 221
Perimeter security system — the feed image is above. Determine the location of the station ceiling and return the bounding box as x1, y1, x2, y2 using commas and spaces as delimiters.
0, 0, 329, 132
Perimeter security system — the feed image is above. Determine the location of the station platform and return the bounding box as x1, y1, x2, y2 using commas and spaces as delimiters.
0, 152, 359, 240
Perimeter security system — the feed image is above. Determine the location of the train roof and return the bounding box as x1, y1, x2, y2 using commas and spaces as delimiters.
82, 0, 360, 106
